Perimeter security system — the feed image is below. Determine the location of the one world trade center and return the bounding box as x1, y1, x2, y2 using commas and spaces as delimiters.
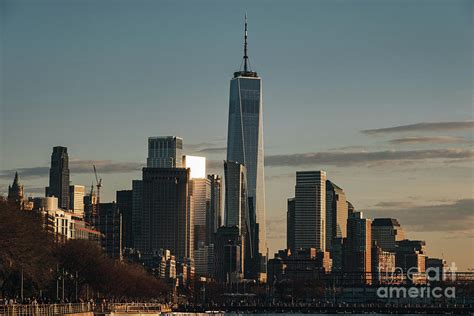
226, 15, 267, 281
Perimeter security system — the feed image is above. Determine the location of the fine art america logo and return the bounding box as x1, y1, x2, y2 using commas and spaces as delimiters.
376, 262, 458, 299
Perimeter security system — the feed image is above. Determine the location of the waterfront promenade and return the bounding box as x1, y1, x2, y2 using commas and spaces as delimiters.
1, 302, 474, 315
0, 303, 170, 316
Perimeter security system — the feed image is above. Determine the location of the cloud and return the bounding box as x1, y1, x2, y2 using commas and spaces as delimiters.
362, 121, 474, 135
185, 141, 227, 155
0, 160, 143, 180
388, 136, 469, 145
264, 148, 473, 168
197, 147, 227, 154
365, 199, 474, 233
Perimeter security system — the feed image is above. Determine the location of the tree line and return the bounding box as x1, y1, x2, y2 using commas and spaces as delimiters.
0, 200, 168, 302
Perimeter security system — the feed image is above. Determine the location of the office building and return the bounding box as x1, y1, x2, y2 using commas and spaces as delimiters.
69, 185, 85, 216
346, 211, 372, 284
325, 180, 348, 251
372, 244, 396, 284
372, 218, 405, 252
147, 136, 183, 168
184, 155, 210, 250
46, 146, 70, 209
214, 226, 242, 283
224, 161, 250, 277
395, 239, 427, 279
138, 168, 192, 260
98, 202, 123, 260
294, 171, 327, 251
131, 180, 143, 250
83, 185, 97, 224
207, 174, 222, 245
226, 16, 266, 281
116, 190, 133, 248
287, 198, 295, 252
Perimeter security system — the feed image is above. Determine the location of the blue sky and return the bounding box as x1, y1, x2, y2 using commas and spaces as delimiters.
1, 0, 473, 268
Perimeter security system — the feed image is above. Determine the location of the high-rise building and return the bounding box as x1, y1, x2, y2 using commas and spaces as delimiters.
69, 185, 85, 216
7, 172, 24, 204
286, 198, 295, 252
184, 155, 210, 250
224, 161, 248, 234
139, 167, 192, 260
325, 180, 348, 251
224, 161, 251, 278
46, 146, 70, 209
346, 211, 372, 284
116, 190, 133, 248
98, 202, 123, 260
207, 174, 222, 245
226, 16, 266, 281
147, 136, 183, 168
83, 185, 97, 224
131, 180, 143, 249
371, 244, 396, 284
214, 226, 242, 283
294, 171, 327, 251
372, 218, 405, 252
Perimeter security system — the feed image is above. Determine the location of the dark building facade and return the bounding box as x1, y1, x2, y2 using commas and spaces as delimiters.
138, 168, 192, 260
345, 211, 372, 284
46, 146, 70, 209
206, 174, 222, 246
7, 172, 24, 204
286, 198, 295, 252
116, 190, 133, 248
214, 226, 242, 283
98, 202, 123, 260
325, 180, 348, 251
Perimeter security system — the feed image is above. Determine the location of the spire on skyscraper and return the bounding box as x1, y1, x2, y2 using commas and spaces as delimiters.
243, 12, 249, 72
235, 13, 257, 78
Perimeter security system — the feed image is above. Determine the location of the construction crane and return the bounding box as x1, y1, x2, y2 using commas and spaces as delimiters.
93, 164, 102, 226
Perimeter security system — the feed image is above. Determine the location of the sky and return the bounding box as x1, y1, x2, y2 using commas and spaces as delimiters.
1, 0, 473, 269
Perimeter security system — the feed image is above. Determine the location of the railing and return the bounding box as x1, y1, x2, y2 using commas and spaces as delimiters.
104, 303, 171, 313
0, 303, 93, 316
0, 303, 170, 316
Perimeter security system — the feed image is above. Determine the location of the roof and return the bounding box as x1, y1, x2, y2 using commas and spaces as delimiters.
372, 218, 401, 227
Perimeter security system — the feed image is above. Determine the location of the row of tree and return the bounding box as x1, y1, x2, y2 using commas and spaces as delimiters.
0, 200, 167, 301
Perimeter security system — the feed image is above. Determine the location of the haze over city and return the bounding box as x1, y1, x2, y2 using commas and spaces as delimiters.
1, 0, 473, 271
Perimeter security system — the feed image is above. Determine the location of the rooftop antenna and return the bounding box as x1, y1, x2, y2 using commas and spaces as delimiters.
243, 12, 249, 72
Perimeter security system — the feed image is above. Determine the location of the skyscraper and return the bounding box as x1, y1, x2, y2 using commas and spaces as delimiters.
226, 15, 266, 281
184, 155, 210, 250
116, 189, 133, 248
372, 218, 405, 252
325, 180, 348, 251
294, 171, 327, 251
286, 198, 296, 252
46, 146, 70, 209
224, 161, 248, 234
207, 174, 222, 245
346, 211, 372, 284
69, 185, 85, 216
140, 167, 192, 260
147, 136, 183, 168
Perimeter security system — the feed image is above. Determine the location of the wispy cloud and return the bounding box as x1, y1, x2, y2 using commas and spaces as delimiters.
362, 121, 474, 135
264, 148, 473, 168
0, 160, 143, 180
388, 136, 469, 145
197, 147, 227, 154
185, 141, 226, 155
365, 199, 474, 233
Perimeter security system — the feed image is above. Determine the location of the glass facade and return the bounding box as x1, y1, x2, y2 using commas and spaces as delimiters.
226, 74, 266, 279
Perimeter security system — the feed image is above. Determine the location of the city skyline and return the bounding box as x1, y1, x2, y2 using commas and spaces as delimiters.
1, 0, 473, 270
